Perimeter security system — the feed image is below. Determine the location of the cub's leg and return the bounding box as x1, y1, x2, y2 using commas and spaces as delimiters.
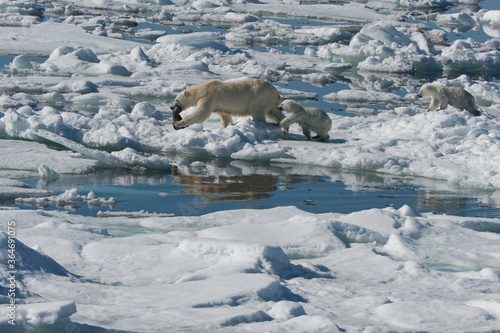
427, 97, 440, 112
301, 126, 312, 141
319, 134, 330, 142
313, 133, 330, 142
439, 96, 449, 110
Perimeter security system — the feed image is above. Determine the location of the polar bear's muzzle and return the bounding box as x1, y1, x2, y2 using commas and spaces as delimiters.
417, 93, 422, 98
171, 105, 183, 124
170, 104, 180, 112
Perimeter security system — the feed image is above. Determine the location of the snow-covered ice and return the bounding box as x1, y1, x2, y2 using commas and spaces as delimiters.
1, 205, 500, 332
0, 0, 499, 331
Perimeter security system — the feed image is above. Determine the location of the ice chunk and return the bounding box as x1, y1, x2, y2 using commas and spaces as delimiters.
38, 164, 59, 181
269, 301, 306, 320
18, 301, 76, 326
0, 232, 70, 276
15, 188, 116, 209
157, 32, 222, 47
10, 55, 33, 70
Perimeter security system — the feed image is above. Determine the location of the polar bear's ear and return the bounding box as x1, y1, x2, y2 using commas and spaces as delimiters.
184, 91, 190, 97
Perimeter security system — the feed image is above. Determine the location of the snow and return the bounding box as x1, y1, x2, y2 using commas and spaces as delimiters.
0, 21, 139, 57
0, 0, 499, 332
1, 205, 500, 332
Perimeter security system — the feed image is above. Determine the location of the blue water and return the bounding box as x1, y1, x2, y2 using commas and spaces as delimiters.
14, 163, 500, 218
481, 0, 500, 10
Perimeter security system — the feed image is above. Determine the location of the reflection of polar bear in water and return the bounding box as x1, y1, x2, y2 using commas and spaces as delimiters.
417, 84, 480, 116
170, 78, 285, 130
278, 100, 332, 142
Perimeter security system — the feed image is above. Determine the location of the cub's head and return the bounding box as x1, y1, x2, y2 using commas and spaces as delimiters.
417, 84, 433, 98
277, 99, 300, 113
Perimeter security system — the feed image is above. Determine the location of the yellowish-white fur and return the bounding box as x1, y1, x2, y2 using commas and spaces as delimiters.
417, 84, 480, 116
171, 78, 285, 129
278, 100, 332, 142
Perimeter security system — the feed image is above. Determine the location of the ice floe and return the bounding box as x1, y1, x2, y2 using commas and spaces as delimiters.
0, 205, 499, 331
0, 0, 499, 332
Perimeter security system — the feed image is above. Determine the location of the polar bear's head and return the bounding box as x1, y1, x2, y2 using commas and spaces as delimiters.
171, 86, 199, 111
417, 84, 435, 99
278, 99, 303, 113
170, 88, 198, 122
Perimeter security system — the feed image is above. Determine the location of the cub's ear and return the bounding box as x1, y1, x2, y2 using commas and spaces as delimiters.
184, 91, 189, 97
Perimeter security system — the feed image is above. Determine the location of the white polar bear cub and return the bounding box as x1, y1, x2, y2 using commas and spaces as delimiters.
417, 84, 480, 116
278, 100, 332, 142
170, 78, 285, 130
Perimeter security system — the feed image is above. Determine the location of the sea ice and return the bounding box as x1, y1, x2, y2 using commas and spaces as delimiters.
0, 205, 499, 332
0, 0, 499, 332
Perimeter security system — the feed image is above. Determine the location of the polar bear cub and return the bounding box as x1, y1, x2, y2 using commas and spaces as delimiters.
170, 78, 285, 130
278, 100, 332, 142
417, 84, 480, 116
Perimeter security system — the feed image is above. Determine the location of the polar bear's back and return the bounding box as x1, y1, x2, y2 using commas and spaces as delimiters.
442, 85, 473, 98
418, 83, 478, 114
304, 107, 330, 118
436, 85, 477, 112
200, 78, 280, 116
303, 107, 332, 129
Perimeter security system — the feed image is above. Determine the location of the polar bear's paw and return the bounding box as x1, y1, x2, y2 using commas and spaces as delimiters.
173, 121, 186, 130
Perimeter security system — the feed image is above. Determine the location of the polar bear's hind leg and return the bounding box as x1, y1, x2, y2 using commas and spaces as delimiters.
313, 132, 330, 142
250, 106, 267, 123
439, 95, 449, 110
218, 113, 233, 128
301, 126, 312, 141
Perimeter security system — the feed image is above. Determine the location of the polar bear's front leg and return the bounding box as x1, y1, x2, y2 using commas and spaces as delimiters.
279, 113, 301, 129
279, 113, 301, 135
427, 97, 440, 112
173, 99, 213, 130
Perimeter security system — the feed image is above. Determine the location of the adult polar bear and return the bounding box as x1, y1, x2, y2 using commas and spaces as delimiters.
417, 84, 480, 116
170, 78, 286, 130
